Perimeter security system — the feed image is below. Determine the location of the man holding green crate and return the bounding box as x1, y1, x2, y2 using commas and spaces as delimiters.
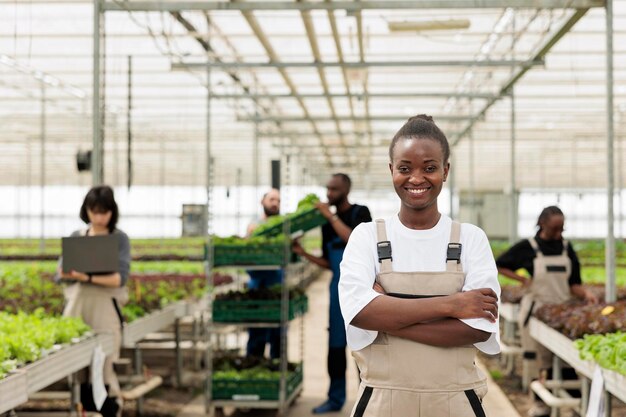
293, 173, 372, 414
246, 188, 283, 359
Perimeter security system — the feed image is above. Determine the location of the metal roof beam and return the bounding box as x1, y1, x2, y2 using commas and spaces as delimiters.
354, 8, 374, 175
172, 59, 544, 69
273, 144, 387, 149
326, 1, 356, 126
258, 131, 397, 137
238, 6, 332, 164
103, 1, 605, 12
207, 92, 498, 100
240, 115, 472, 122
451, 8, 591, 146
300, 3, 349, 157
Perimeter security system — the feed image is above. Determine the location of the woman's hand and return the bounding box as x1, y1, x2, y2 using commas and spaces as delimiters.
445, 288, 499, 322
59, 269, 89, 282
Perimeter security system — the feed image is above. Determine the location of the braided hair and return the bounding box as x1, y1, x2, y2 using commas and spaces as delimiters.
388, 114, 450, 163
536, 206, 564, 232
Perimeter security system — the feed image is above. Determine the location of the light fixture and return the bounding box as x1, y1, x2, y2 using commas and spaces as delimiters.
387, 19, 470, 32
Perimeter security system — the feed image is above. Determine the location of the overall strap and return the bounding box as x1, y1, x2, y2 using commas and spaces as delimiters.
562, 240, 569, 256
375, 219, 393, 274
529, 237, 542, 257
446, 221, 463, 273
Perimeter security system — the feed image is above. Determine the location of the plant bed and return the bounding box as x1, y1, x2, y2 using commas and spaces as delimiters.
530, 319, 626, 405
501, 285, 525, 304
575, 332, 626, 376
0, 311, 91, 379
0, 263, 215, 322
499, 283, 626, 306
534, 300, 626, 339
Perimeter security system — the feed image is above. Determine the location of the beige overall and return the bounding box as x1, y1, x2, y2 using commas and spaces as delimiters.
517, 238, 571, 373
350, 219, 488, 417
63, 229, 128, 398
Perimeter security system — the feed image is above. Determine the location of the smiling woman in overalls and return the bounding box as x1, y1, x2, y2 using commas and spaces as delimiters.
496, 206, 597, 417
339, 115, 501, 417
56, 185, 130, 417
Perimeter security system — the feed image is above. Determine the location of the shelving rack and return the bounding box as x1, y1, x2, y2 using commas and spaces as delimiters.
203, 222, 305, 417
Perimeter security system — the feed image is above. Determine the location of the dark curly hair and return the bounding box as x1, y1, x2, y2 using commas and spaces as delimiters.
388, 114, 450, 163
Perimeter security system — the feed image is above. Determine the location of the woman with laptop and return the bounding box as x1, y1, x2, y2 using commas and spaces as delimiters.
56, 185, 130, 417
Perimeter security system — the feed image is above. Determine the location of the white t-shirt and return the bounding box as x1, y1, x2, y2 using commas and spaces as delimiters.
339, 214, 501, 355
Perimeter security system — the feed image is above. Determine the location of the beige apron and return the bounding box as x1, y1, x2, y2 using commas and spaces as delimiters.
63, 229, 128, 398
350, 219, 488, 417
517, 238, 571, 373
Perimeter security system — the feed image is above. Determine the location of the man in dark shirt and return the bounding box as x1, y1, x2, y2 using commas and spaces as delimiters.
293, 173, 372, 414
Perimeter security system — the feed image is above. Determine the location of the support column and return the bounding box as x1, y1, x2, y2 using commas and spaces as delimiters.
127, 55, 133, 189
254, 106, 260, 200
205, 59, 212, 235
510, 89, 518, 244
606, 0, 616, 303
39, 83, 46, 253
92, 0, 104, 185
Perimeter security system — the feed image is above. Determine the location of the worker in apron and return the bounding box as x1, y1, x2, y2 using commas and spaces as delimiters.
517, 237, 572, 375
339, 115, 501, 417
63, 268, 128, 416
349, 220, 490, 416
497, 206, 597, 417
57, 186, 131, 417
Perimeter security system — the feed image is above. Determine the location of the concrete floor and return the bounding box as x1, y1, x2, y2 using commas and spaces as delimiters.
179, 270, 520, 417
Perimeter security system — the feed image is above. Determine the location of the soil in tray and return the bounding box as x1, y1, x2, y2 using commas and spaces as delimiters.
479, 352, 626, 417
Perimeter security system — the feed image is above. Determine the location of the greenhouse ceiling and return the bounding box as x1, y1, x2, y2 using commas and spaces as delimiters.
0, 0, 624, 193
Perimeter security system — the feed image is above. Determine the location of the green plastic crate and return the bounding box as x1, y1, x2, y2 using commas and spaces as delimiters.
290, 208, 328, 234
252, 207, 327, 237
212, 364, 303, 401
213, 296, 308, 323
211, 244, 286, 267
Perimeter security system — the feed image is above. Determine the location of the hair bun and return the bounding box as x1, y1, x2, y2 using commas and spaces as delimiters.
409, 114, 434, 123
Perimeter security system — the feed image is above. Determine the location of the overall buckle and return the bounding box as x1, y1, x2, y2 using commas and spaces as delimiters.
377, 241, 392, 262
447, 243, 462, 263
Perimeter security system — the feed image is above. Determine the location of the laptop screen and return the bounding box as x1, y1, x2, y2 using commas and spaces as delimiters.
62, 234, 119, 274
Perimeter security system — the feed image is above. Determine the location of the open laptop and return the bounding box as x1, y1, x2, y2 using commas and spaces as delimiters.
62, 234, 119, 274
